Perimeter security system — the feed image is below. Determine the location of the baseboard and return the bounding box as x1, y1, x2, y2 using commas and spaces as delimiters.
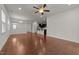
48, 34, 79, 43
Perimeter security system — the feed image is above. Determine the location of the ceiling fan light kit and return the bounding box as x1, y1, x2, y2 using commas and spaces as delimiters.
33, 4, 50, 15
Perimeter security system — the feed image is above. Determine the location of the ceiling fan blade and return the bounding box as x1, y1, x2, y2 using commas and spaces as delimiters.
33, 6, 39, 9
43, 4, 46, 8
44, 10, 50, 12
33, 11, 39, 13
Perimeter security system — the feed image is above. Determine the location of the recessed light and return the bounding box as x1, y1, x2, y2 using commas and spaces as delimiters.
68, 4, 72, 6
18, 7, 22, 10
19, 21, 23, 23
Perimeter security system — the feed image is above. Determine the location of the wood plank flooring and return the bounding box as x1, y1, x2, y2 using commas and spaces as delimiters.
0, 32, 79, 55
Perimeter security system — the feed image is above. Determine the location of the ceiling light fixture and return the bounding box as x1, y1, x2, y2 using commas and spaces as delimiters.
33, 4, 50, 15
68, 4, 72, 6
19, 21, 23, 23
39, 8, 44, 13
18, 7, 22, 10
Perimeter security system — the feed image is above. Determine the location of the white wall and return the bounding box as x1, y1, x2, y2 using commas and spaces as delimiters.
47, 7, 79, 43
0, 5, 10, 49
10, 22, 31, 34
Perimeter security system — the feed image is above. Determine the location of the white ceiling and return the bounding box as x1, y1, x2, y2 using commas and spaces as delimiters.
5, 4, 79, 23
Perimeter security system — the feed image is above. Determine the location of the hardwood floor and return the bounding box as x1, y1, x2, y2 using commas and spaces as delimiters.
0, 32, 79, 55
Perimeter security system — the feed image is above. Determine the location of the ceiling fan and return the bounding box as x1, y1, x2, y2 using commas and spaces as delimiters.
33, 4, 50, 15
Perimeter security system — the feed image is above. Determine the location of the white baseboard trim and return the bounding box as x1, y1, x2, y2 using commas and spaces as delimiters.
48, 34, 79, 43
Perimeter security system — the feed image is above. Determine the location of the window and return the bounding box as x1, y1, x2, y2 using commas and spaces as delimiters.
8, 19, 10, 30
1, 9, 6, 33
13, 24, 16, 29
1, 10, 6, 23
2, 23, 5, 33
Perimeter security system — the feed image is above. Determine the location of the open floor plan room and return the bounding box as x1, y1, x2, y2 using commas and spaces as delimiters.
0, 4, 79, 55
